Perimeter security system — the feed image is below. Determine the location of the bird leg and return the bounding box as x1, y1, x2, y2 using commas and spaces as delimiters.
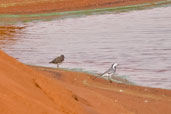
57, 64, 59, 68
108, 75, 112, 83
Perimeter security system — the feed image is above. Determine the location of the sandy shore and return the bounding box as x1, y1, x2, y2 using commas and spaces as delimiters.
0, 50, 86, 114
1, 0, 171, 113
0, 0, 170, 22
0, 50, 171, 114
0, 0, 169, 14
33, 65, 171, 114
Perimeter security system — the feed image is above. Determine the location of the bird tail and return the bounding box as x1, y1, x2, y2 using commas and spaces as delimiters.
49, 61, 53, 63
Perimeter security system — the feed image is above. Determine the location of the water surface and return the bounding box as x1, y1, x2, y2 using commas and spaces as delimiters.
1, 6, 171, 89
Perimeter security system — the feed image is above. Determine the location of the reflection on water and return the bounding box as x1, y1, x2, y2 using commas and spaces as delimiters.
0, 26, 24, 48
1, 6, 171, 89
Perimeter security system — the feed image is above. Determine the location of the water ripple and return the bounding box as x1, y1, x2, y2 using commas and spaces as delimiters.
1, 6, 171, 89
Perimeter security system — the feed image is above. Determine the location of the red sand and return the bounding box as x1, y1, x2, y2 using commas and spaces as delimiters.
0, 50, 86, 114
33, 66, 171, 114
1, 0, 171, 113
0, 0, 164, 14
0, 50, 171, 114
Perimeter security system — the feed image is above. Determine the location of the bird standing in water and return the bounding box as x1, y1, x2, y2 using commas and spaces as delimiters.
49, 54, 65, 68
94, 63, 119, 83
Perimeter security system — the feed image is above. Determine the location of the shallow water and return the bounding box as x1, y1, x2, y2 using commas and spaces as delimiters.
1, 6, 171, 89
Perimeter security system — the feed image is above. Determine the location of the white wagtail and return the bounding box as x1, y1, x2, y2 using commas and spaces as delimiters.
94, 63, 119, 83
49, 54, 65, 68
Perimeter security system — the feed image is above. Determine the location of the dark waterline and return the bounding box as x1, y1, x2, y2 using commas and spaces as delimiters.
0, 6, 171, 89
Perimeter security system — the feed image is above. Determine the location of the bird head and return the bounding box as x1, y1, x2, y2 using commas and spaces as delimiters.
61, 54, 65, 58
112, 63, 119, 69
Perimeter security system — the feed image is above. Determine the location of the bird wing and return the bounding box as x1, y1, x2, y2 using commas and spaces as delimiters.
100, 67, 113, 76
49, 56, 59, 63
54, 56, 64, 63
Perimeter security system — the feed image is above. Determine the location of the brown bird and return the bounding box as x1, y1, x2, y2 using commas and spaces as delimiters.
49, 54, 65, 68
